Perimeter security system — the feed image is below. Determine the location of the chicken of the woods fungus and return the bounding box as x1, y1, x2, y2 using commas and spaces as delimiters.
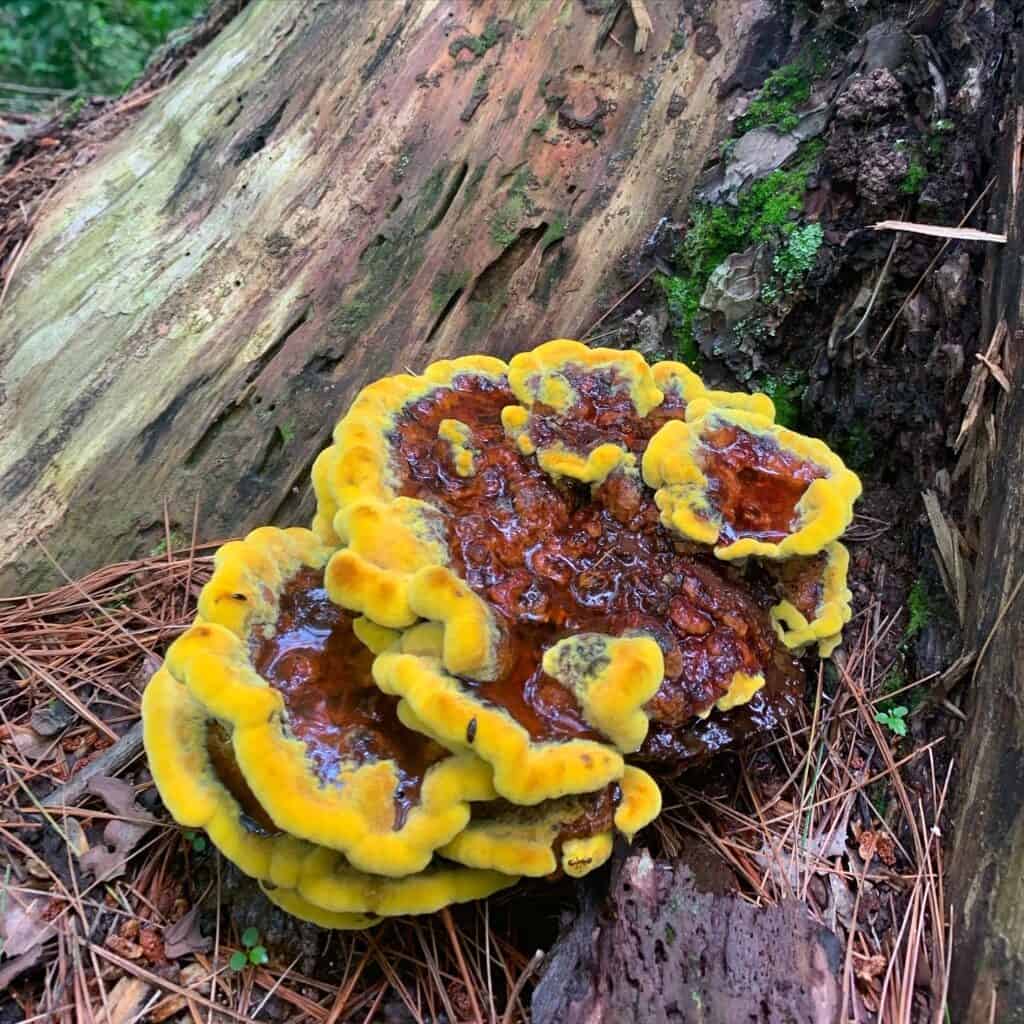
144, 339, 860, 927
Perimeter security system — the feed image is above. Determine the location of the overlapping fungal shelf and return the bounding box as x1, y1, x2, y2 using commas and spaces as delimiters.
144, 340, 860, 928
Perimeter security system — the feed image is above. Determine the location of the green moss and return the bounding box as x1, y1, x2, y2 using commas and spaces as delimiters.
756, 369, 807, 428
837, 422, 875, 471
773, 222, 823, 288
277, 421, 295, 445
431, 268, 471, 311
656, 141, 823, 358
470, 70, 490, 101
449, 16, 502, 59
490, 166, 534, 248
735, 61, 812, 135
900, 155, 928, 195
531, 114, 552, 136
540, 214, 566, 251
906, 579, 932, 638
149, 529, 187, 558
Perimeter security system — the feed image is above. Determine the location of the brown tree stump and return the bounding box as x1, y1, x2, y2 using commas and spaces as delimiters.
0, 0, 776, 593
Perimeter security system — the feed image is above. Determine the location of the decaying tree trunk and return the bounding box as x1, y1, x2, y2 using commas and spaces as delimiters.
531, 850, 843, 1023
947, 35, 1024, 1024
0, 0, 779, 593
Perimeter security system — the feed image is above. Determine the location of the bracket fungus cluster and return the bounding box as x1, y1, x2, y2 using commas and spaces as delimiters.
144, 340, 860, 928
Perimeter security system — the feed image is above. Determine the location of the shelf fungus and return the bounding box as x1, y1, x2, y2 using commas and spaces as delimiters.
155, 527, 497, 878
142, 662, 514, 928
145, 338, 861, 927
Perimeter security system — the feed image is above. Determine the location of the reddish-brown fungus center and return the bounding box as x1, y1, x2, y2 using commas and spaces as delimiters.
392, 374, 804, 757
699, 423, 825, 543
250, 567, 445, 824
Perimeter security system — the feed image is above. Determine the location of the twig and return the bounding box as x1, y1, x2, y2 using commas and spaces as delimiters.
501, 950, 543, 1024
581, 267, 655, 339
40, 721, 144, 808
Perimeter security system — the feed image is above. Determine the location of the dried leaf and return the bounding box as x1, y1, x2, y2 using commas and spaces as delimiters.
858, 830, 896, 866
104, 933, 143, 960
139, 928, 165, 964
4, 723, 59, 762
855, 952, 887, 983
874, 220, 1007, 243
79, 775, 156, 882
87, 775, 155, 821
30, 699, 76, 738
164, 906, 211, 959
0, 946, 44, 990
98, 974, 152, 1024
65, 816, 90, 858
0, 896, 56, 957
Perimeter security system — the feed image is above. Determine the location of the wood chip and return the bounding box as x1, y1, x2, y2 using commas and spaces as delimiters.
922, 489, 969, 626
873, 220, 1007, 243
974, 351, 1012, 392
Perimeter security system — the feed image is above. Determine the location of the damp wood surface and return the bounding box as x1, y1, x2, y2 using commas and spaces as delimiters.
947, 36, 1024, 1024
0, 0, 762, 593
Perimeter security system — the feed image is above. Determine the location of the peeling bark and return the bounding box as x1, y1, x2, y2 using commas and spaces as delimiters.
0, 0, 769, 592
948, 30, 1024, 1024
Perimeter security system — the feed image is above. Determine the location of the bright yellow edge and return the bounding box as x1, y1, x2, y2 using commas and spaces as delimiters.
540, 633, 664, 751
372, 649, 625, 805
311, 356, 509, 541
642, 409, 861, 561
175, 527, 497, 876
770, 541, 853, 657
143, 667, 513, 917
325, 497, 449, 629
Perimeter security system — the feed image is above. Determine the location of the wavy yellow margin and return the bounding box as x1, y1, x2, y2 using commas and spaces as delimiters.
642, 407, 861, 560
171, 527, 497, 876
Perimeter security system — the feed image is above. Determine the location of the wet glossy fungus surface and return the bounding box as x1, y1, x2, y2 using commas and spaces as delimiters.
768, 552, 828, 618
251, 567, 445, 826
393, 373, 805, 753
525, 366, 668, 457
207, 721, 280, 834
636, 648, 801, 770
699, 422, 825, 544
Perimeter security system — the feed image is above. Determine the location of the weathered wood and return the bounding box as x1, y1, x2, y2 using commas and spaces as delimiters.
948, 31, 1024, 1024
0, 0, 773, 593
531, 850, 843, 1023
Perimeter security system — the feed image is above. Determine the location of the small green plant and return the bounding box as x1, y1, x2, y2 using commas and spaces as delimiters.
757, 369, 807, 428
735, 61, 812, 135
875, 705, 909, 737
230, 927, 269, 971
182, 829, 207, 853
900, 156, 928, 195
773, 222, 823, 288
906, 578, 932, 638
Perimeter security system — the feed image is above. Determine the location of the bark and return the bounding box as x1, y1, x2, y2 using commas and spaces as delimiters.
531, 850, 843, 1023
0, 0, 777, 593
947, 31, 1024, 1024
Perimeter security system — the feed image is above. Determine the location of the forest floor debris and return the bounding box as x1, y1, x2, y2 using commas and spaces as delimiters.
0, 518, 951, 1022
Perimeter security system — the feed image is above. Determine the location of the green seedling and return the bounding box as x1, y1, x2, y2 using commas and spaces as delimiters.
230, 927, 269, 970
875, 705, 909, 737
